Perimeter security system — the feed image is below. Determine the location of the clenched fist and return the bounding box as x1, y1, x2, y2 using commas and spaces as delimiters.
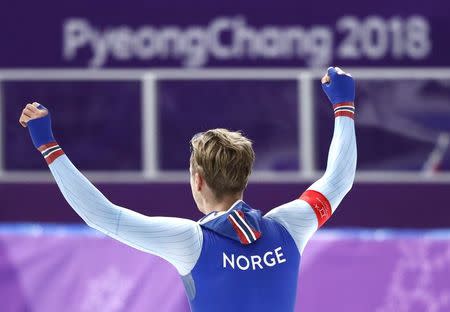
19, 102, 48, 127
321, 66, 355, 105
19, 102, 55, 149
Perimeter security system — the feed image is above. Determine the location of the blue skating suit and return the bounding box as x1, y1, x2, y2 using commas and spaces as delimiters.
182, 201, 300, 312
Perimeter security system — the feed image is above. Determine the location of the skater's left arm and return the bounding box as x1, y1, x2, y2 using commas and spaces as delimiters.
265, 67, 357, 253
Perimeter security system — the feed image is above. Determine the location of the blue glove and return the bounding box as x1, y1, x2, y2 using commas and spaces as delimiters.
27, 104, 56, 149
321, 67, 355, 105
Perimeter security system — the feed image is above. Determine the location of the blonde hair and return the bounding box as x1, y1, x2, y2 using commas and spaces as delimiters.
190, 128, 255, 199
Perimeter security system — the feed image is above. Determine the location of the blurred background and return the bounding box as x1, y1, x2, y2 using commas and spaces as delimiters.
1, 0, 450, 311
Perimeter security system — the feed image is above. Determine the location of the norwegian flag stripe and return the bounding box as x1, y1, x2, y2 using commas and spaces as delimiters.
228, 214, 251, 244
38, 142, 65, 165
333, 102, 355, 119
234, 211, 257, 241
44, 147, 63, 159
42, 145, 60, 156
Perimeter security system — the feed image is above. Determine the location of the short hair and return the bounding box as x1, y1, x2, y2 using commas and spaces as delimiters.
190, 128, 255, 199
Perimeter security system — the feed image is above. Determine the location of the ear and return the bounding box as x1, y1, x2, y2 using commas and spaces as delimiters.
194, 172, 203, 192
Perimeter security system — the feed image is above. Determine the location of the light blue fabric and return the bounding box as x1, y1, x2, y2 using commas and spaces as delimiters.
49, 155, 203, 275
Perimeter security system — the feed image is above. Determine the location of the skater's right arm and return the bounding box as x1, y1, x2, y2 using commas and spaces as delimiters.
19, 103, 202, 276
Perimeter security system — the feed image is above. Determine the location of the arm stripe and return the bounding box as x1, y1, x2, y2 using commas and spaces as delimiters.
38, 142, 65, 165
333, 102, 355, 119
299, 190, 332, 228
335, 111, 355, 119
333, 102, 355, 109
